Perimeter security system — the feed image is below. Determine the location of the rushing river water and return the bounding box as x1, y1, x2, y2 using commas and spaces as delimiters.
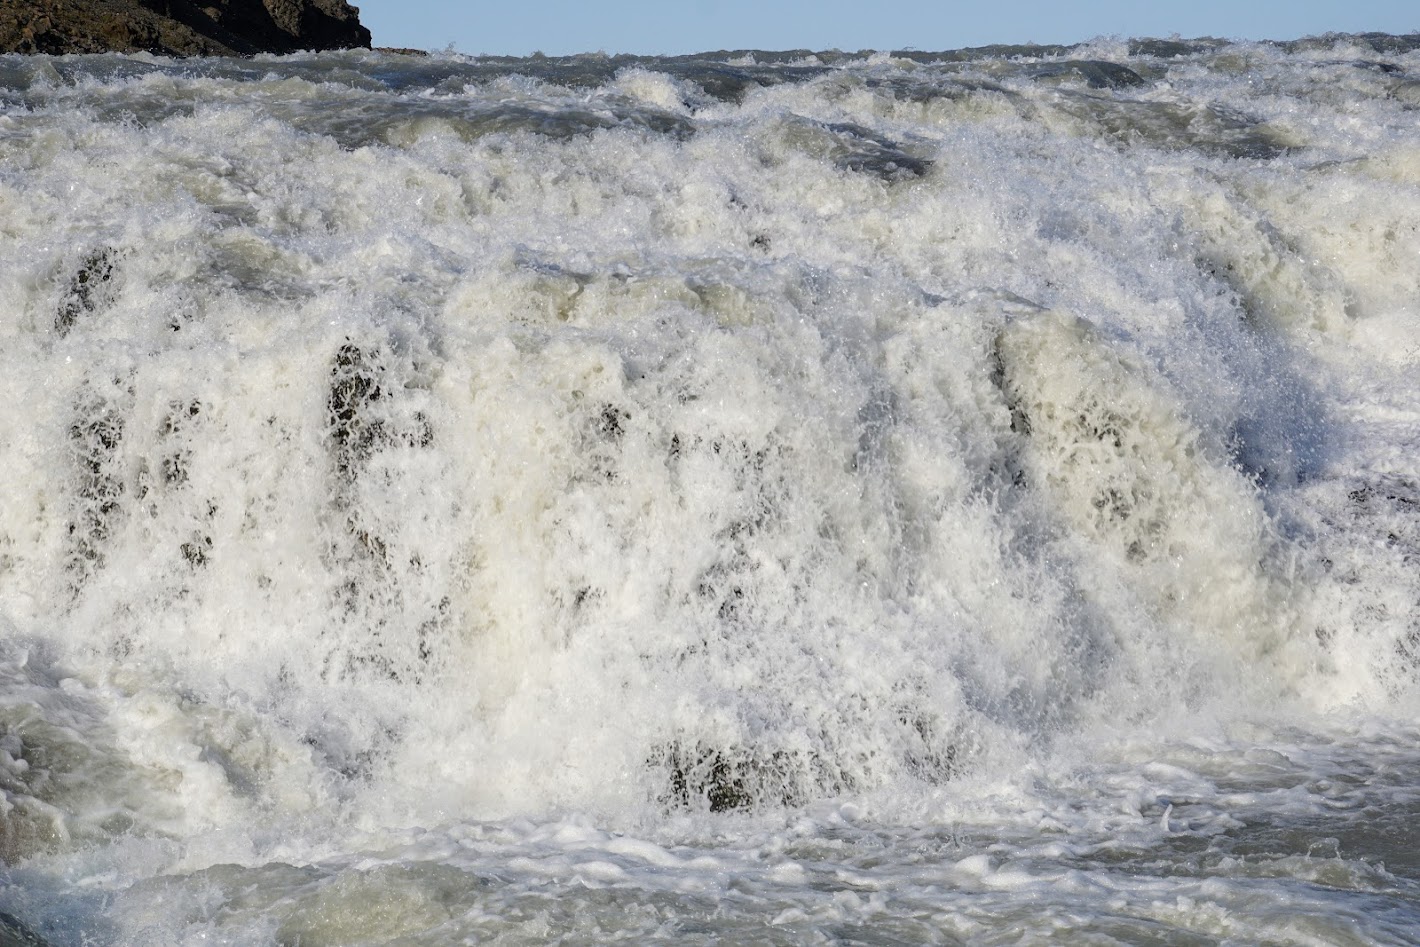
1, 33, 1419, 945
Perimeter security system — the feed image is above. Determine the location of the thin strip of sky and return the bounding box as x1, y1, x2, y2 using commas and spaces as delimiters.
360, 0, 1418, 56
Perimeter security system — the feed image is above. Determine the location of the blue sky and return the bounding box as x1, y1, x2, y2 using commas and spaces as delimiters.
359, 1, 1418, 56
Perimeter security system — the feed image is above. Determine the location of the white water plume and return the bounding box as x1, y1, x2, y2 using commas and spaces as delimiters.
0, 34, 1418, 945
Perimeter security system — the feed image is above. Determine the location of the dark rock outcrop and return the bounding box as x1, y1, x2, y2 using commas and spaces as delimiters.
0, 0, 371, 56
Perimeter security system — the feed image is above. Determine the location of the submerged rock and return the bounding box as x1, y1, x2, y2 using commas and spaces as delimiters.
0, 0, 370, 57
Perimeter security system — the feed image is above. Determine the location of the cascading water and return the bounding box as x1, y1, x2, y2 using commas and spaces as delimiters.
1, 34, 1419, 944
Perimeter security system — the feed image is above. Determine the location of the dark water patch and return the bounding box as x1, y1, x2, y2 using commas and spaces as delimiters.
370, 54, 625, 91
0, 649, 160, 864
459, 103, 695, 141
0, 911, 48, 947
1116, 780, 1420, 886
771, 116, 932, 181
1346, 477, 1420, 539
1023, 60, 1147, 90
1276, 32, 1420, 56
895, 710, 965, 785
887, 43, 1078, 64
55, 248, 118, 337
1336, 60, 1406, 75
134, 398, 217, 573
154, 400, 201, 489
350, 101, 697, 149
663, 63, 805, 103
652, 741, 829, 812
862, 74, 1010, 104
357, 52, 832, 101
1055, 94, 1289, 160
1129, 38, 1231, 59
823, 122, 931, 179
65, 383, 129, 585
41, 54, 181, 86
1344, 477, 1420, 667
327, 341, 387, 481
669, 49, 855, 65
627, 56, 834, 102
323, 341, 443, 685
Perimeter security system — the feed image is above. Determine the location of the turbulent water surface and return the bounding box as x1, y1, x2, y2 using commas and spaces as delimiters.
2, 32, 1420, 945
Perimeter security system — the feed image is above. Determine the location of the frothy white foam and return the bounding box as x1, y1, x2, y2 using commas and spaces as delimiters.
1, 37, 1418, 943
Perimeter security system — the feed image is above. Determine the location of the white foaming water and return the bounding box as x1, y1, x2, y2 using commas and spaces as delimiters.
1, 35, 1419, 944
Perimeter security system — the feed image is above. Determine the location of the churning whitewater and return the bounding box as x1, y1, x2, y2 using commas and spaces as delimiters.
1, 33, 1420, 944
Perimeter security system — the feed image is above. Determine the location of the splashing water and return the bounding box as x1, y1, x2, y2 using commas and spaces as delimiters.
1, 34, 1419, 944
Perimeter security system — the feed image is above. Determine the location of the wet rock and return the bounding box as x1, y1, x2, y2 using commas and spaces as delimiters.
0, 0, 370, 57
